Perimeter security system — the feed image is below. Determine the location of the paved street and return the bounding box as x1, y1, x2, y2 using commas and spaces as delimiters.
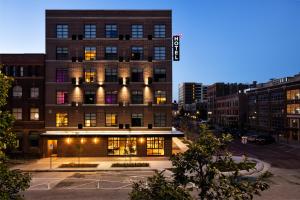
229, 140, 300, 200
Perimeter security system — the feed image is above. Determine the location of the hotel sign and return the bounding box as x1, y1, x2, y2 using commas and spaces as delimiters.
173, 35, 180, 61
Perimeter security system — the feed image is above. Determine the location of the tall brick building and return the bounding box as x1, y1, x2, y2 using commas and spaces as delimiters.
1, 10, 181, 157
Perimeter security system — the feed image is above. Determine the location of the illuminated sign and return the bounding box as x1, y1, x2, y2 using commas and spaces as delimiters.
173, 35, 180, 61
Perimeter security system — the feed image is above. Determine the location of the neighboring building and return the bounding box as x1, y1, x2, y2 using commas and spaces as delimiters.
0, 54, 45, 156
41, 10, 179, 157
178, 82, 207, 112
246, 74, 300, 144
207, 82, 249, 128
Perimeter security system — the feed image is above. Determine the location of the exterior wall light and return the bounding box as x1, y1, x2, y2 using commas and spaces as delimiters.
66, 137, 71, 144
139, 137, 145, 144
93, 137, 99, 144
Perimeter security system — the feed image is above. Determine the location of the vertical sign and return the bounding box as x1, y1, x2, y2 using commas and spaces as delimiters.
173, 35, 180, 61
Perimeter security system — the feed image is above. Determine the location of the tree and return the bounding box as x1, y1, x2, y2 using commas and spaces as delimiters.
171, 125, 271, 200
0, 68, 31, 200
129, 170, 192, 200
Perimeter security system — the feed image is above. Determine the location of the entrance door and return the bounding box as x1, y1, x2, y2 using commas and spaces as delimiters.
48, 140, 58, 156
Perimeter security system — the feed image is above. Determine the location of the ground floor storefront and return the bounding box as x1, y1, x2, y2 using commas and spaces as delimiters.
41, 136, 173, 157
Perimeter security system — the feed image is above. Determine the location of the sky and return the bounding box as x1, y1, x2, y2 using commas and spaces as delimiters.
0, 0, 300, 100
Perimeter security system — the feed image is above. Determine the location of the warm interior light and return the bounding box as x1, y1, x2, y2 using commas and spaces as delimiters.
80, 138, 85, 144
66, 137, 71, 144
93, 137, 99, 144
139, 137, 145, 144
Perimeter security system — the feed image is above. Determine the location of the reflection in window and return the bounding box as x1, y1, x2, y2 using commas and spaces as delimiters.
155, 90, 166, 104
154, 47, 166, 60
84, 24, 96, 39
108, 137, 137, 155
56, 113, 68, 127
131, 47, 143, 60
147, 137, 164, 155
131, 25, 143, 38
56, 68, 68, 82
105, 46, 118, 60
56, 24, 68, 38
85, 113, 96, 127
84, 68, 96, 83
154, 25, 166, 38
85, 47, 96, 60
105, 24, 118, 38
105, 114, 118, 127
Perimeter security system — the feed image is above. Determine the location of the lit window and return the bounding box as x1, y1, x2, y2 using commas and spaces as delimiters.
108, 137, 137, 155
105, 24, 118, 38
56, 113, 68, 127
155, 90, 166, 104
56, 24, 68, 38
287, 89, 300, 100
147, 137, 164, 155
105, 91, 118, 104
154, 25, 166, 38
287, 104, 300, 114
106, 114, 118, 127
131, 25, 143, 38
30, 108, 39, 121
56, 91, 68, 104
84, 24, 96, 39
132, 113, 143, 127
85, 113, 96, 127
154, 47, 166, 60
12, 108, 22, 120
30, 87, 39, 98
13, 86, 22, 98
84, 68, 96, 83
84, 47, 96, 60
154, 113, 166, 127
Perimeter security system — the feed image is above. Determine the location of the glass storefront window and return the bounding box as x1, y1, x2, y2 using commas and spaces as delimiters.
108, 137, 137, 156
147, 137, 164, 155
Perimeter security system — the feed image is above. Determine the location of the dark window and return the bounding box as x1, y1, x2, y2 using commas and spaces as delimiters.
154, 113, 167, 127
84, 24, 96, 39
154, 47, 166, 60
105, 47, 118, 60
105, 68, 118, 82
131, 25, 143, 38
154, 25, 166, 38
154, 68, 166, 82
56, 24, 68, 38
105, 91, 118, 104
56, 47, 69, 60
131, 68, 143, 82
131, 90, 143, 104
131, 113, 143, 127
29, 132, 39, 147
84, 113, 96, 127
56, 68, 68, 82
84, 91, 96, 104
131, 47, 143, 60
105, 24, 118, 38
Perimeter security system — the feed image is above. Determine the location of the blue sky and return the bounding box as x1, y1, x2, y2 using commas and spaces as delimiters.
1, 0, 300, 100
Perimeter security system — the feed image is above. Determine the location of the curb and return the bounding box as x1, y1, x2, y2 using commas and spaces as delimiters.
21, 168, 157, 173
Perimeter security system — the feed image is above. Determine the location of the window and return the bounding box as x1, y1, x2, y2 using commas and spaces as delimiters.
154, 68, 166, 82
131, 47, 143, 60
105, 114, 118, 127
147, 137, 164, 155
154, 113, 167, 127
287, 89, 300, 100
56, 68, 68, 82
154, 25, 166, 38
108, 137, 137, 156
84, 91, 96, 104
13, 86, 22, 98
56, 24, 68, 38
131, 113, 143, 127
154, 47, 166, 60
85, 113, 96, 127
56, 47, 68, 60
105, 91, 118, 104
20, 67, 24, 77
105, 68, 118, 82
105, 46, 118, 60
84, 24, 96, 39
56, 91, 68, 104
12, 108, 22, 120
287, 104, 300, 114
30, 87, 39, 98
131, 25, 143, 38
105, 24, 118, 38
155, 91, 167, 104
56, 113, 68, 127
29, 132, 39, 147
30, 108, 39, 121
84, 68, 96, 83
131, 68, 143, 82
28, 66, 38, 77
12, 66, 17, 77
84, 47, 96, 60
131, 90, 143, 104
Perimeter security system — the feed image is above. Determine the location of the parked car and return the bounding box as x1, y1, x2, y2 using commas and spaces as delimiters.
255, 135, 275, 145
247, 135, 258, 143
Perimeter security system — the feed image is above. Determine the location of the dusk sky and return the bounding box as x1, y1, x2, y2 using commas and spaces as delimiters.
1, 0, 299, 100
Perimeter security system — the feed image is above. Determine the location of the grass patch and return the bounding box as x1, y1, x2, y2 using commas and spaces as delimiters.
111, 163, 149, 168
58, 163, 98, 168
213, 161, 256, 172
